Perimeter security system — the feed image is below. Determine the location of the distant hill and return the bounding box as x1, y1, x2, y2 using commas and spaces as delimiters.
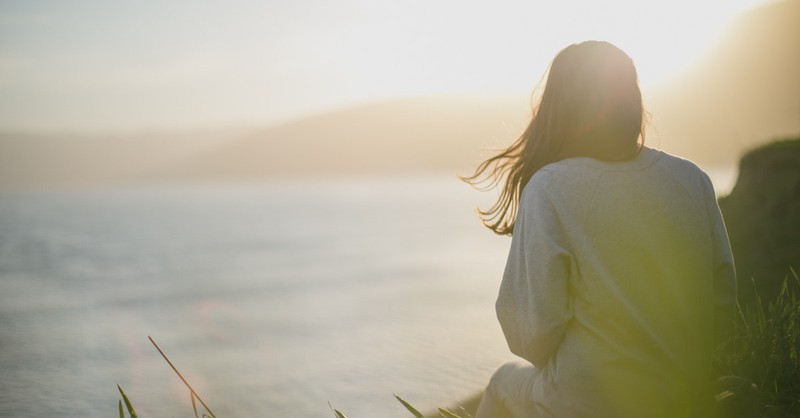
137, 0, 800, 182
0, 130, 239, 189
648, 0, 800, 164
158, 95, 528, 181
0, 96, 529, 189
1, 0, 797, 188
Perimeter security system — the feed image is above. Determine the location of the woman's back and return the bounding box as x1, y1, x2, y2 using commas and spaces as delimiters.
496, 147, 736, 417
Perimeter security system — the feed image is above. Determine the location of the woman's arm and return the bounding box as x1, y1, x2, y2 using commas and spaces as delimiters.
496, 173, 573, 368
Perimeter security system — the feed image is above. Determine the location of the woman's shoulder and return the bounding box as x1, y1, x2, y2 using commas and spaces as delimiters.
525, 147, 716, 198
528, 147, 659, 188
654, 148, 705, 172
652, 149, 715, 192
523, 158, 600, 201
546, 146, 709, 179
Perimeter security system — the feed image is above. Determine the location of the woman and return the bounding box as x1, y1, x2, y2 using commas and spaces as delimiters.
465, 41, 737, 418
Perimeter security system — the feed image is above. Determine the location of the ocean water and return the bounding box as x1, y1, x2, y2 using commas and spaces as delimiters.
0, 167, 736, 418
0, 176, 513, 418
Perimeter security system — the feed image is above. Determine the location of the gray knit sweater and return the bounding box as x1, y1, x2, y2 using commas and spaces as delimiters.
496, 147, 737, 418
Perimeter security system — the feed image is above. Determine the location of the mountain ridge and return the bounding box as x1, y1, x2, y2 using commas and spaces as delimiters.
1, 0, 797, 188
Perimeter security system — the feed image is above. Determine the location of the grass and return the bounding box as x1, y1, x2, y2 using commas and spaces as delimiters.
117, 271, 800, 418
713, 270, 800, 418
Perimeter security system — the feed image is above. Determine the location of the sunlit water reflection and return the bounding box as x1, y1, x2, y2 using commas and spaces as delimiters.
0, 166, 734, 417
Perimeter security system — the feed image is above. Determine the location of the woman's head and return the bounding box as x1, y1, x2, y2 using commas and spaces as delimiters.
539, 41, 644, 159
465, 41, 646, 235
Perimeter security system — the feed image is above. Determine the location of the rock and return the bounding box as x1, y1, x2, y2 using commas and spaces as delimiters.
718, 138, 800, 305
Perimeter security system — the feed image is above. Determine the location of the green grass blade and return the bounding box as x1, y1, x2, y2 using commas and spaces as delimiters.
117, 385, 138, 418
191, 391, 199, 418
438, 407, 462, 418
394, 393, 424, 418
328, 401, 347, 418
457, 406, 474, 418
118, 400, 123, 418
715, 390, 735, 402
148, 336, 216, 418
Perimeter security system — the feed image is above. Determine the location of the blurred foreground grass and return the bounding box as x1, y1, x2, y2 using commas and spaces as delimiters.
117, 272, 800, 418
714, 271, 800, 418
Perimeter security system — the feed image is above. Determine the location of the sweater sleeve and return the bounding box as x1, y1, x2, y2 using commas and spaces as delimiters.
496, 174, 573, 368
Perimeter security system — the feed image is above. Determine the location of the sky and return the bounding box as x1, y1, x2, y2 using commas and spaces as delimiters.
0, 0, 772, 133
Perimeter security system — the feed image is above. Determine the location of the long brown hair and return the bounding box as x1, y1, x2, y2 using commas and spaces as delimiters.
463, 41, 646, 235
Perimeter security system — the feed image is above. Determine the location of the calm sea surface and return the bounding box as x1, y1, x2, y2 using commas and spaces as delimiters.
0, 176, 514, 417
0, 168, 736, 417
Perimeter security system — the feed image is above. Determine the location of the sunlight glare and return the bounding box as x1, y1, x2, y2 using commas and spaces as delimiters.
346, 0, 768, 97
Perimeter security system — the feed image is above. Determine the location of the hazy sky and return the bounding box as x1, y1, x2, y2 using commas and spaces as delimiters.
0, 0, 770, 133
